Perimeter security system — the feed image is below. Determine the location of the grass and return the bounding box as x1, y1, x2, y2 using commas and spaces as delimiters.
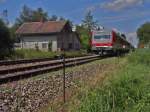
128, 49, 150, 65
67, 49, 150, 112
8, 49, 86, 60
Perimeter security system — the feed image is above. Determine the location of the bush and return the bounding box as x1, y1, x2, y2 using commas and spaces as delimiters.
76, 49, 150, 112
128, 49, 150, 65
10, 49, 86, 60
0, 19, 13, 59
10, 49, 57, 59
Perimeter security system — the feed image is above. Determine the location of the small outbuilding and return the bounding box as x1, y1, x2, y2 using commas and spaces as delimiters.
15, 21, 81, 51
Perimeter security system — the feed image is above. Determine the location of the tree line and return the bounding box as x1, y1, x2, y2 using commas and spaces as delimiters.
14, 5, 67, 30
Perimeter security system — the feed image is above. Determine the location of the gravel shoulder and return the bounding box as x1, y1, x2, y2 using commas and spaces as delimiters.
0, 57, 119, 112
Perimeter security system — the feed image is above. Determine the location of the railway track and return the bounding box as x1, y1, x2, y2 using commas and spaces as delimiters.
0, 55, 100, 84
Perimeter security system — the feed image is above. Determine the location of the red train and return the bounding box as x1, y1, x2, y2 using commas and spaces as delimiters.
90, 29, 133, 55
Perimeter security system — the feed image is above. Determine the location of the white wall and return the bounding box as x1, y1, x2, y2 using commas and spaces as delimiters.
19, 33, 81, 52
20, 35, 58, 51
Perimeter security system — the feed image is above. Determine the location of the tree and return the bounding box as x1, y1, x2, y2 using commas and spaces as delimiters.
0, 19, 13, 59
82, 11, 98, 30
14, 5, 70, 29
79, 11, 98, 51
15, 5, 49, 28
76, 25, 91, 50
32, 8, 49, 22
15, 5, 33, 27
137, 22, 150, 47
59, 16, 66, 21
49, 15, 58, 21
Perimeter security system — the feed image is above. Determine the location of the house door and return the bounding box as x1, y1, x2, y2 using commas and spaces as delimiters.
52, 41, 57, 51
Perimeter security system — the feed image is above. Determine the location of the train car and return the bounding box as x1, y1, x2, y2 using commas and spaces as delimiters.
90, 29, 132, 55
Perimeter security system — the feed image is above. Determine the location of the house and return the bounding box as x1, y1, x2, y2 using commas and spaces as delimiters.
15, 21, 81, 51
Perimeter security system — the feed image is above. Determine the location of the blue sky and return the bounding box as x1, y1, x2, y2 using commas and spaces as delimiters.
0, 0, 150, 47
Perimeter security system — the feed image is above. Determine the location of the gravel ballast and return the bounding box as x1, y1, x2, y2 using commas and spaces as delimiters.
0, 58, 115, 112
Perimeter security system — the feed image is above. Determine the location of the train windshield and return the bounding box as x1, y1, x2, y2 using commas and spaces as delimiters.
94, 35, 111, 39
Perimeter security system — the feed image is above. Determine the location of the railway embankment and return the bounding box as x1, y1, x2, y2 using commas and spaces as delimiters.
0, 57, 118, 112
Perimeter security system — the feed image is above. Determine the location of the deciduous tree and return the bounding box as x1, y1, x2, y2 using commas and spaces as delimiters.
0, 19, 13, 59
82, 11, 98, 30
15, 5, 49, 28
49, 15, 58, 21
76, 25, 91, 50
137, 22, 150, 47
79, 11, 98, 51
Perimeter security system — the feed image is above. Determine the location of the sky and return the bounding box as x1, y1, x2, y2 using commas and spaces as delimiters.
0, 0, 150, 47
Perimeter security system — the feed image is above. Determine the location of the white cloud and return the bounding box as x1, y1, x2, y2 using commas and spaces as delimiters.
87, 0, 147, 12
101, 10, 150, 23
101, 0, 144, 11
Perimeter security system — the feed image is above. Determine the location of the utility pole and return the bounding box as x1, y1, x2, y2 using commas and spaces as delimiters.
57, 46, 66, 103
63, 52, 66, 103
61, 42, 66, 103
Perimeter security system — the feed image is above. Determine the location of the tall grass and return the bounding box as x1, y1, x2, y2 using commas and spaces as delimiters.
128, 49, 150, 65
9, 49, 86, 60
76, 49, 150, 112
10, 49, 57, 59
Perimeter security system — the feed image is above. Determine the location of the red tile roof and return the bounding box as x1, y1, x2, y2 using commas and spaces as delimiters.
16, 21, 67, 35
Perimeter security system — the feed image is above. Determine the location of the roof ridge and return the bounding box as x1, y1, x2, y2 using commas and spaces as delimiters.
23, 22, 42, 24
45, 20, 66, 23
16, 20, 69, 34
22, 21, 67, 24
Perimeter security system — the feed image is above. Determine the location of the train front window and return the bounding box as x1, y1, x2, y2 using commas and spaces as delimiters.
94, 35, 110, 39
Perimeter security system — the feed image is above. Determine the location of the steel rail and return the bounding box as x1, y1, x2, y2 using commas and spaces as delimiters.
0, 55, 90, 66
0, 55, 100, 84
0, 55, 98, 75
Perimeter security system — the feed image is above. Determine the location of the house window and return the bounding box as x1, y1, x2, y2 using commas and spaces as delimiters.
69, 43, 73, 49
42, 43, 47, 49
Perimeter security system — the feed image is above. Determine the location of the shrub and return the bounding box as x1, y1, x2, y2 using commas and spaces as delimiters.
10, 49, 86, 60
128, 49, 150, 65
76, 49, 150, 112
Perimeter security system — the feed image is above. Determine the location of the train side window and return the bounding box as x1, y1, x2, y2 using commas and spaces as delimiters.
94, 35, 110, 39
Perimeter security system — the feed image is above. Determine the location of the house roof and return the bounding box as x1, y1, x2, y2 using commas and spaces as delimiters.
16, 21, 68, 35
